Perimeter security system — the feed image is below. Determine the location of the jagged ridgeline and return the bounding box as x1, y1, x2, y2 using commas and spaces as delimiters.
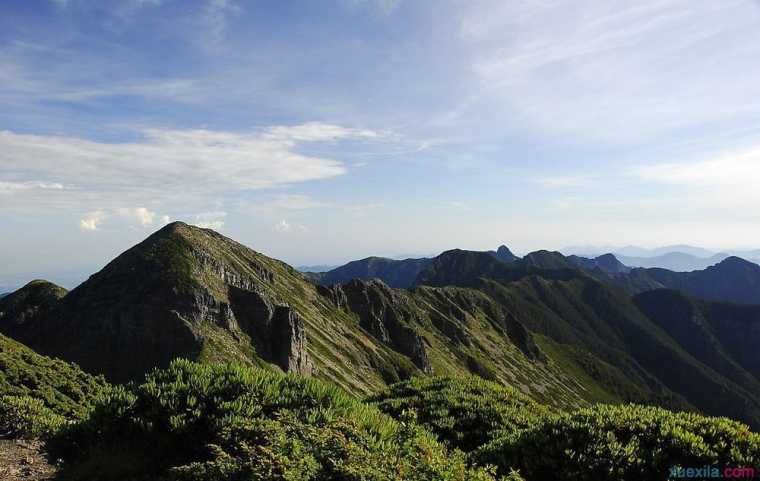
0, 222, 592, 405
2, 222, 760, 430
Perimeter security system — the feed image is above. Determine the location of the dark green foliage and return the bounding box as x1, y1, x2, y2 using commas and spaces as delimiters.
0, 395, 65, 438
477, 403, 760, 481
644, 256, 760, 304
49, 360, 498, 481
369, 376, 550, 452
0, 334, 106, 424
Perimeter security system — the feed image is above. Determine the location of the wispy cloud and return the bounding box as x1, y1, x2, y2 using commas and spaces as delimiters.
194, 211, 227, 230
461, 0, 760, 142
0, 123, 379, 211
636, 147, 760, 187
79, 207, 167, 231
273, 219, 308, 233
79, 210, 106, 231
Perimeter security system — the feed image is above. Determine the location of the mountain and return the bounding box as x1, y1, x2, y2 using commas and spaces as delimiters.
642, 256, 760, 305
415, 248, 760, 427
568, 253, 631, 274
489, 244, 519, 263
617, 251, 730, 271
0, 223, 591, 408
311, 256, 433, 288
3, 224, 760, 429
296, 264, 339, 273
310, 245, 519, 289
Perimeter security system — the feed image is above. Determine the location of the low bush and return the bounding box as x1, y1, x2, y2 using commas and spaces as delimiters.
368, 375, 550, 452
477, 403, 760, 481
0, 395, 66, 438
48, 359, 500, 481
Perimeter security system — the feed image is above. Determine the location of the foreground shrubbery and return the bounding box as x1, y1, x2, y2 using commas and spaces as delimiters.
369, 375, 551, 452
476, 404, 760, 481
373, 376, 760, 481
0, 334, 107, 438
48, 360, 500, 481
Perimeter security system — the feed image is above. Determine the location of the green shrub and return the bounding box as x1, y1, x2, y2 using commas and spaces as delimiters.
368, 376, 550, 452
0, 334, 107, 422
476, 403, 760, 481
49, 359, 499, 481
0, 395, 66, 438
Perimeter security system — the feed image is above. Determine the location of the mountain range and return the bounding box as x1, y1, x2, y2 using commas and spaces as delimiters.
2, 222, 760, 431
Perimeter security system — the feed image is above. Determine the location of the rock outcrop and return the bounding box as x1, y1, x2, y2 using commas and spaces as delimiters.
327, 279, 432, 373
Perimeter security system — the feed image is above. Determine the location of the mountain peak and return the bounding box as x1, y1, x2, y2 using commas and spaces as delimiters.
493, 245, 519, 263
716, 256, 757, 269
523, 250, 574, 270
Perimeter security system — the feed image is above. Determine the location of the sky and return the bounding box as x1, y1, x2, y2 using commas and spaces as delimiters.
3, 0, 760, 288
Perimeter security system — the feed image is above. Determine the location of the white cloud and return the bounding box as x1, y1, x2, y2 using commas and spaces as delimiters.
0, 123, 376, 211
79, 207, 166, 231
263, 122, 386, 143
274, 219, 292, 232
0, 181, 64, 193
193, 211, 227, 230
461, 0, 760, 142
636, 147, 760, 187
273, 219, 308, 233
117, 207, 157, 226
80, 210, 106, 231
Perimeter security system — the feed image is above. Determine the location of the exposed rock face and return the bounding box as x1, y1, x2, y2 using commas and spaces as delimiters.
332, 279, 432, 373
271, 305, 312, 375
229, 287, 312, 375
0, 222, 312, 382
503, 313, 544, 361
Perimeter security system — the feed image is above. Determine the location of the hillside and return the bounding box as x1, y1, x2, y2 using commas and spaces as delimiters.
0, 223, 588, 407
642, 256, 760, 304
2, 224, 760, 429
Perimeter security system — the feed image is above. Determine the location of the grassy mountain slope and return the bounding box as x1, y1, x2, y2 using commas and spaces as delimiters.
0, 223, 590, 407
416, 251, 760, 428
3, 224, 760, 428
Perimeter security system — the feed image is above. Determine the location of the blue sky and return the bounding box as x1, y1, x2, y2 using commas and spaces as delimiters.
3, 0, 760, 287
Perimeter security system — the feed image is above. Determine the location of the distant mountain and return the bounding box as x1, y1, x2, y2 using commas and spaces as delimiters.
617, 252, 729, 272
642, 257, 760, 305
3, 225, 760, 428
311, 245, 519, 289
296, 264, 339, 273
567, 253, 631, 274
0, 224, 590, 406
489, 245, 519, 263
314, 256, 433, 288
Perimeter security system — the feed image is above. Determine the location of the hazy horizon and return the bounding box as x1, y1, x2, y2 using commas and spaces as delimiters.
4, 1, 760, 285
